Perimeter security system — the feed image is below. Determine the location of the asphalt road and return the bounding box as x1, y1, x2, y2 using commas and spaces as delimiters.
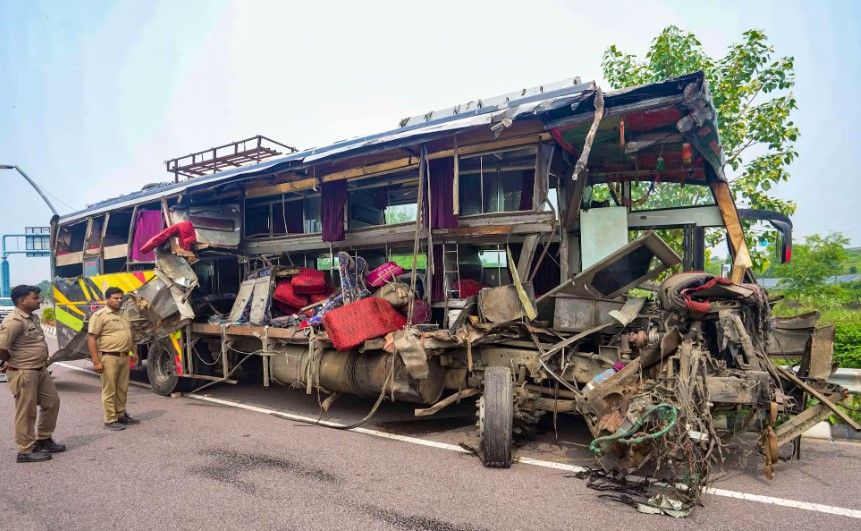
1, 352, 860, 529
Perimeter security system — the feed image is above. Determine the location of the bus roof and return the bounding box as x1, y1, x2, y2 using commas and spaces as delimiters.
60, 71, 717, 225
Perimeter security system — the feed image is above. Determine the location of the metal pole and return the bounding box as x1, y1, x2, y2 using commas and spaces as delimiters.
0, 165, 58, 216
1, 234, 8, 298
1, 259, 8, 298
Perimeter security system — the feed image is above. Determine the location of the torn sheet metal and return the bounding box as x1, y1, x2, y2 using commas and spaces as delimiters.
169, 204, 242, 248
478, 282, 536, 323
538, 230, 680, 303
228, 274, 271, 325
47, 326, 90, 365
393, 329, 430, 380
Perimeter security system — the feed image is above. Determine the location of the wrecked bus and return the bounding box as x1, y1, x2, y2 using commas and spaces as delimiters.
48, 72, 857, 490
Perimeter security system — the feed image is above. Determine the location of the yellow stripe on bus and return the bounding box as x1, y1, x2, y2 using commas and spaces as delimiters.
55, 306, 84, 331
52, 289, 86, 316
90, 272, 154, 295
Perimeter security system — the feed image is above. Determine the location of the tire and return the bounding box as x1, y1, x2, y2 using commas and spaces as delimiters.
479, 366, 514, 468
146, 342, 180, 396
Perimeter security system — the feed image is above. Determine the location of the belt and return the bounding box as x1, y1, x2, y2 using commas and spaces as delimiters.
5, 366, 46, 371
100, 352, 127, 357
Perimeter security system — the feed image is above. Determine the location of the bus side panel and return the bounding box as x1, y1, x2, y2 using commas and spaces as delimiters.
52, 271, 156, 352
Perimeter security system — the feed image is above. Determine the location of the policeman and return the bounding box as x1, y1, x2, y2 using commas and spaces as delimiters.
87, 287, 139, 431
0, 285, 65, 462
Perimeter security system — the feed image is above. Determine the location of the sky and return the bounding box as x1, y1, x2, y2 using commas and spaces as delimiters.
1, 0, 859, 284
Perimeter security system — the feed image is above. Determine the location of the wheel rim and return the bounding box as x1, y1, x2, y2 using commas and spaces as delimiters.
153, 348, 174, 385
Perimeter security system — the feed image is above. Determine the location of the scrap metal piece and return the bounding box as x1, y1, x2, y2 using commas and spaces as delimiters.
393, 329, 430, 380
168, 204, 241, 248
538, 230, 681, 303
415, 388, 480, 417
229, 275, 271, 324
776, 366, 860, 431
609, 297, 647, 326
47, 326, 90, 365
553, 296, 625, 333
507, 246, 537, 320
478, 282, 536, 324
229, 280, 256, 322
249, 276, 272, 325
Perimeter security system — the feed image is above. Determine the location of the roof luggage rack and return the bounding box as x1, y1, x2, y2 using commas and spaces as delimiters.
166, 135, 297, 182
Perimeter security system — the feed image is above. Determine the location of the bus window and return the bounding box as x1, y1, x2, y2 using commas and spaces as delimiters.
349, 189, 384, 228
458, 147, 537, 215
85, 216, 105, 252
246, 193, 321, 237
57, 222, 86, 254
348, 169, 419, 229
104, 210, 133, 246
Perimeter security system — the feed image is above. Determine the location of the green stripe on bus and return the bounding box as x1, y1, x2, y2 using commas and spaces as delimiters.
55, 306, 84, 331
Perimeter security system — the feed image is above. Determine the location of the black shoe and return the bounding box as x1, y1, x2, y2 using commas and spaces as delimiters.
17, 450, 52, 463
118, 413, 140, 425
104, 421, 126, 431
34, 438, 66, 453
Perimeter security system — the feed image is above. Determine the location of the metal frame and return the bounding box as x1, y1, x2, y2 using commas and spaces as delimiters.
166, 135, 298, 182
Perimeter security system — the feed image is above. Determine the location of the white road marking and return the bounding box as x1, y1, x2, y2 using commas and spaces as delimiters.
55, 362, 861, 519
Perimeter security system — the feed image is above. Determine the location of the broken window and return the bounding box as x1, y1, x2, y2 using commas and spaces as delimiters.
104, 210, 133, 246
57, 221, 86, 255
245, 193, 322, 238
629, 181, 715, 211
244, 203, 270, 237
458, 147, 537, 215
85, 216, 104, 251
348, 169, 419, 229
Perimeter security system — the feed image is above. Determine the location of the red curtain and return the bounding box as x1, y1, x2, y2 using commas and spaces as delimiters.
427, 158, 459, 229
321, 181, 347, 242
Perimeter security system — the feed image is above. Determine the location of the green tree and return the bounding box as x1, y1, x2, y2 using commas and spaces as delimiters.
772, 233, 849, 304
37, 279, 53, 302
603, 26, 798, 271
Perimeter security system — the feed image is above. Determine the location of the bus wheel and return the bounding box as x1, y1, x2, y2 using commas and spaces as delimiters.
478, 366, 514, 468
146, 342, 180, 396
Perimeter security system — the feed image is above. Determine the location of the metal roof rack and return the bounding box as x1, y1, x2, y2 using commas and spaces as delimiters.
166, 135, 298, 182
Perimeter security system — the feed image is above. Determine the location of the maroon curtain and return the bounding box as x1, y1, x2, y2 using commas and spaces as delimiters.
130, 210, 164, 262
321, 181, 347, 242
373, 189, 388, 211
431, 245, 444, 302
530, 243, 561, 296
283, 201, 304, 233
428, 158, 459, 229
519, 170, 534, 211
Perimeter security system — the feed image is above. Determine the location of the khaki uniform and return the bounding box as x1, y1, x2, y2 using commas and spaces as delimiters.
88, 307, 135, 423
0, 308, 59, 453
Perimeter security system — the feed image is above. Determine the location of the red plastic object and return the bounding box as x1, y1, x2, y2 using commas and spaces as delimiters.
273, 281, 308, 308
273, 300, 299, 315
309, 292, 329, 304
291, 267, 327, 294
454, 279, 482, 299
366, 261, 405, 288
323, 297, 406, 351
138, 221, 197, 254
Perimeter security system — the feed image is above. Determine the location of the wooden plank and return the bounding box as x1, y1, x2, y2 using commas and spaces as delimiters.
243, 133, 551, 200
55, 251, 84, 266
243, 212, 555, 255
711, 181, 752, 282
777, 365, 860, 430
774, 402, 831, 447
517, 234, 540, 282
245, 177, 318, 199
103, 244, 128, 260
